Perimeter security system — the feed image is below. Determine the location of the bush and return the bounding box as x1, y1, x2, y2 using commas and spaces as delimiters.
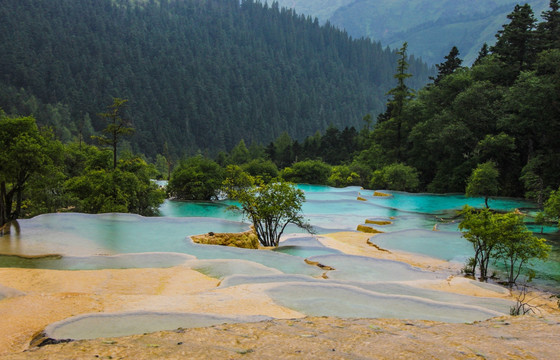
281, 160, 331, 184
191, 229, 259, 249
242, 159, 279, 182
369, 163, 419, 191
328, 165, 361, 187
168, 155, 223, 200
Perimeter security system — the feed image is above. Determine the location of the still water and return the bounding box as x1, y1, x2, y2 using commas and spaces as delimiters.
1, 185, 558, 334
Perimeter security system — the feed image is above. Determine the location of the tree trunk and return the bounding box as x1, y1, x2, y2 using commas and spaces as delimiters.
0, 181, 7, 227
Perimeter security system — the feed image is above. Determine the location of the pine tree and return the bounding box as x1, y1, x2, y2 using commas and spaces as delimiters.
432, 46, 463, 84
473, 43, 489, 66
386, 42, 413, 162
491, 4, 537, 77
537, 0, 560, 51
92, 98, 134, 170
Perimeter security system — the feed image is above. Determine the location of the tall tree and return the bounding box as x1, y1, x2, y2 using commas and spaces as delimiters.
537, 0, 560, 51
473, 43, 489, 66
459, 206, 499, 281
375, 42, 414, 162
93, 98, 134, 170
432, 46, 463, 84
491, 4, 537, 80
0, 114, 52, 227
494, 212, 550, 286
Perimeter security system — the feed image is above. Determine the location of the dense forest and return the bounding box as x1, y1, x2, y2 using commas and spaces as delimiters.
175, 2, 560, 209
2, 1, 560, 229
0, 0, 433, 158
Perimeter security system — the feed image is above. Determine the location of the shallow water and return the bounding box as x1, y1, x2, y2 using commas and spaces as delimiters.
265, 283, 504, 323
1, 185, 558, 337
44, 312, 272, 340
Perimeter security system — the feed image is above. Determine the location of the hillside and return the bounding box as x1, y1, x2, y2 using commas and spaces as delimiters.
0, 0, 433, 158
274, 0, 550, 64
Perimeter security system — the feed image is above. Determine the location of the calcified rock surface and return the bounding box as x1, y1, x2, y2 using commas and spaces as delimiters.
1, 231, 558, 358
5, 315, 560, 359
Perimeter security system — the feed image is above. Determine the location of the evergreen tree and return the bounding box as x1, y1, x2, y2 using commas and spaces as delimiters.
432, 46, 463, 84
537, 0, 560, 51
473, 43, 489, 66
491, 4, 537, 80
92, 98, 134, 170
0, 0, 434, 158
378, 42, 414, 162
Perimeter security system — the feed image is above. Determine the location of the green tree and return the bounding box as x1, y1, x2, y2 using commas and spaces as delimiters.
432, 46, 463, 85
537, 0, 560, 51
328, 165, 361, 188
459, 206, 500, 280
223, 176, 313, 247
92, 98, 134, 170
64, 150, 165, 216
281, 160, 331, 184
23, 132, 67, 217
154, 154, 169, 180
229, 139, 250, 165
273, 132, 294, 168
491, 4, 537, 81
377, 42, 414, 162
0, 114, 53, 227
167, 155, 224, 200
370, 163, 419, 192
473, 43, 489, 66
520, 156, 547, 206
465, 162, 499, 208
494, 212, 550, 286
242, 159, 279, 183
545, 186, 560, 225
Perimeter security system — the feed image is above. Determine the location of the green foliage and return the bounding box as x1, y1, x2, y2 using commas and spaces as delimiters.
545, 186, 560, 225
378, 42, 414, 163
229, 140, 250, 165
465, 162, 500, 208
459, 206, 551, 285
23, 132, 67, 217
520, 156, 547, 206
241, 159, 279, 183
92, 98, 134, 170
327, 165, 361, 188
459, 206, 502, 281
355, 2, 560, 199
168, 156, 224, 201
64, 153, 165, 216
493, 212, 551, 285
432, 46, 463, 85
223, 175, 313, 247
281, 160, 331, 185
536, 0, 560, 50
0, 0, 433, 158
154, 154, 169, 180
0, 113, 55, 226
491, 4, 538, 80
370, 163, 419, 192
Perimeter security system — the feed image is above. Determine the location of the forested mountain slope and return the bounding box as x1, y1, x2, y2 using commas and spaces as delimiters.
0, 0, 433, 158
274, 0, 550, 64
